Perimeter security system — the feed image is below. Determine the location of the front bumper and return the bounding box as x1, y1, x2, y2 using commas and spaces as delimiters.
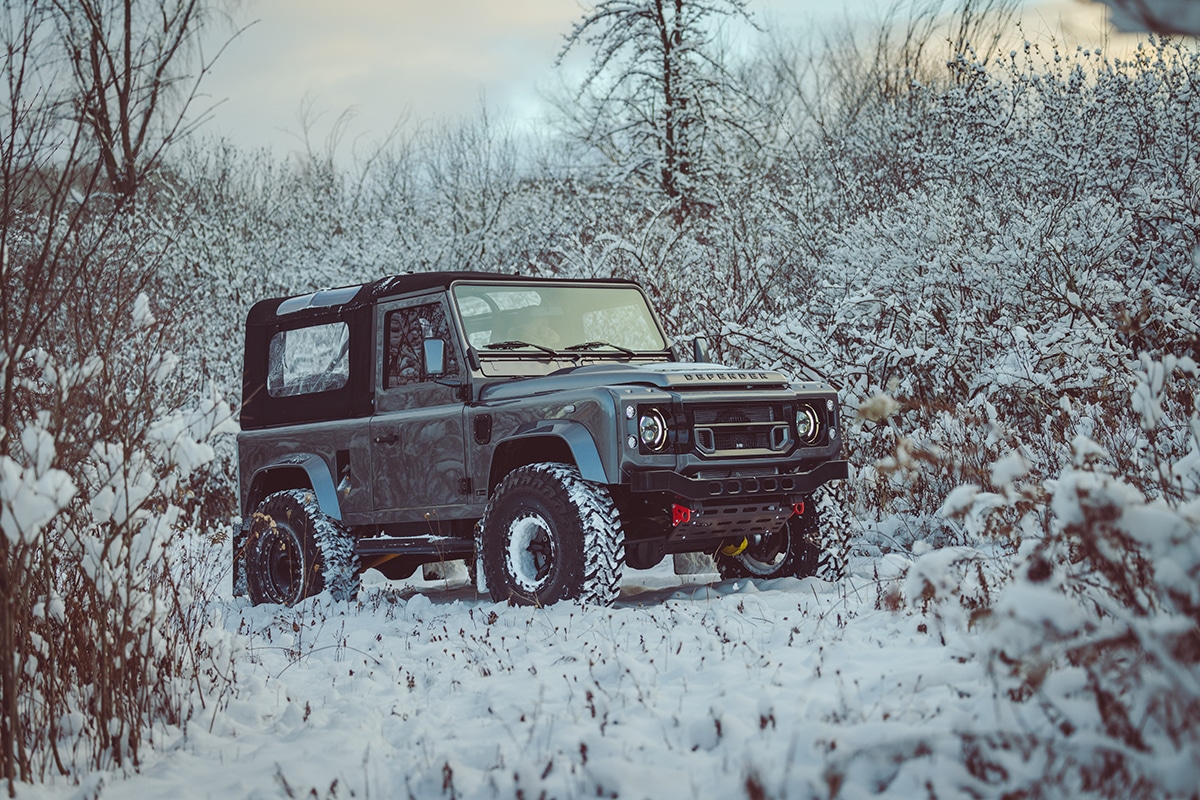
628, 459, 849, 502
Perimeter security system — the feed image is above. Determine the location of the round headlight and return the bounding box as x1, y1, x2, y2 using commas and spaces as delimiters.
638, 408, 669, 451
796, 404, 821, 445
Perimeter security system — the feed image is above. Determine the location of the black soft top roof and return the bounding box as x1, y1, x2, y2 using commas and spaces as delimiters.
245, 271, 642, 327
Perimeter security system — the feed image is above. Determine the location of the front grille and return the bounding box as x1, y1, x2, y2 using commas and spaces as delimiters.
690, 403, 790, 456
692, 406, 779, 425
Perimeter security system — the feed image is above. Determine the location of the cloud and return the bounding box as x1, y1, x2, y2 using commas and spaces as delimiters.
202, 0, 578, 151
198, 0, 1146, 154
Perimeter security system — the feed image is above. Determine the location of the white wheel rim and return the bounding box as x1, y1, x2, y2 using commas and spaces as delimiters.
739, 531, 787, 576
506, 512, 555, 592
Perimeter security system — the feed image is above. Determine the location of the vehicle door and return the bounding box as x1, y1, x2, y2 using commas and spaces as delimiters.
370, 295, 468, 518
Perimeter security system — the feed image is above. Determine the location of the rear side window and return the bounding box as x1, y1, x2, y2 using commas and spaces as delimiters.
268, 322, 350, 397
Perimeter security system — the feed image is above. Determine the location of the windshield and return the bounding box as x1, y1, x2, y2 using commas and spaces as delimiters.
452, 283, 668, 354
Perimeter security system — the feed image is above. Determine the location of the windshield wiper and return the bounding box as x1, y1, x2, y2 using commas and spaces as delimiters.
565, 340, 636, 356
484, 340, 560, 357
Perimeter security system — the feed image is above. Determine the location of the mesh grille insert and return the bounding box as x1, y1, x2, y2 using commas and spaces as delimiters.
691, 403, 789, 456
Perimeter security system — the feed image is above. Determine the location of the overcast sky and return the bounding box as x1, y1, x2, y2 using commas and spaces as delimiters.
197, 0, 1128, 156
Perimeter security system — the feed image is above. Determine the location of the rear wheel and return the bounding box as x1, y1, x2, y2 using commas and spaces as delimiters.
715, 483, 850, 581
481, 463, 624, 606
715, 512, 818, 580
245, 489, 360, 605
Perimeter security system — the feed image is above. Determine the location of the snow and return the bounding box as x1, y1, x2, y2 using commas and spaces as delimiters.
5, 12, 1200, 797
0, 451, 76, 545
989, 451, 1029, 489
855, 394, 899, 424
10, 556, 1025, 800
939, 484, 979, 518
131, 292, 156, 329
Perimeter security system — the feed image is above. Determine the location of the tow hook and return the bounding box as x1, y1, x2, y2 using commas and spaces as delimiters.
721, 538, 749, 557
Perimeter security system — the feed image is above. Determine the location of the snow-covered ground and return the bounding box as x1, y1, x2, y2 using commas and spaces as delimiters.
20, 552, 1012, 800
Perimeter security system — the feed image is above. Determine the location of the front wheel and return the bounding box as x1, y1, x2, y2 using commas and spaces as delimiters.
245, 489, 360, 605
715, 483, 850, 581
481, 463, 624, 606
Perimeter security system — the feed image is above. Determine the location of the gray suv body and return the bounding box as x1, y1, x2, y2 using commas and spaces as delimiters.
234, 272, 849, 606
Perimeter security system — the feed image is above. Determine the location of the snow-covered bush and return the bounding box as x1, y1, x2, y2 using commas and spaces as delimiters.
746, 33, 1200, 535
1, 2, 240, 783
1, 283, 240, 784
169, 24, 1198, 539
892, 356, 1200, 797
732, 26, 1200, 793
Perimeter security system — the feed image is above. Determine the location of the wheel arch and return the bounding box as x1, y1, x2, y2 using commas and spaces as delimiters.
245, 454, 343, 522
488, 420, 608, 494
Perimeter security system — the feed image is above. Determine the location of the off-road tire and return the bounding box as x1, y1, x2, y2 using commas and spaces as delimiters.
813, 480, 852, 580
245, 489, 360, 605
481, 463, 624, 606
716, 482, 850, 581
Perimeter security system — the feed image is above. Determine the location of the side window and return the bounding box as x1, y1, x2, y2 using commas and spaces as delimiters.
268, 322, 350, 397
384, 302, 459, 389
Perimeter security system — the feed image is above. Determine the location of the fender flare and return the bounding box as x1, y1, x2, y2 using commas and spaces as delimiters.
249, 453, 343, 521
503, 419, 608, 484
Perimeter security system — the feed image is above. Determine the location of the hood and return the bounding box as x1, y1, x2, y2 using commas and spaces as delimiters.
480, 362, 791, 401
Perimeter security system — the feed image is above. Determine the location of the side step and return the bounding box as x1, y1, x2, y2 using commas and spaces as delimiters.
356, 535, 473, 560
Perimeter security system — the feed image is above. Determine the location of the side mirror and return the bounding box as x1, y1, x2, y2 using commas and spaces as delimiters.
692, 336, 711, 363
422, 338, 446, 377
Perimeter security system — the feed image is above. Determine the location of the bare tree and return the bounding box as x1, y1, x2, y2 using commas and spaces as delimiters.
0, 0, 99, 450
556, 0, 760, 224
51, 0, 229, 203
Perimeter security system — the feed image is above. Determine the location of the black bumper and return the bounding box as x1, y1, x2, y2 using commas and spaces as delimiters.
628, 459, 850, 502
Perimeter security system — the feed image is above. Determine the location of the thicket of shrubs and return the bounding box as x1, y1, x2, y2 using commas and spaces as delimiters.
2, 0, 1197, 795
0, 1, 240, 790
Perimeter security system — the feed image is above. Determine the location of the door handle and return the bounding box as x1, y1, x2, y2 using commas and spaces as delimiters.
374, 433, 399, 445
